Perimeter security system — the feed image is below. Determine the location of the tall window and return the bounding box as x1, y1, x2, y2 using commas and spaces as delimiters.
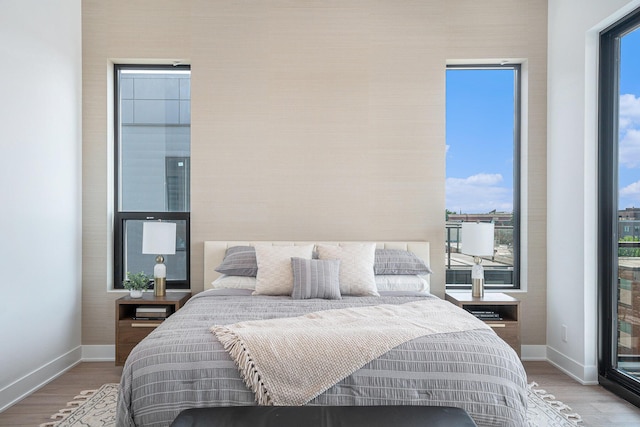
599, 8, 640, 405
114, 65, 191, 289
445, 64, 521, 289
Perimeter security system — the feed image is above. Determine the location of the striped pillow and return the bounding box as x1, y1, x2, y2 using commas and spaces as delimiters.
291, 258, 341, 300
374, 249, 432, 275
215, 246, 258, 277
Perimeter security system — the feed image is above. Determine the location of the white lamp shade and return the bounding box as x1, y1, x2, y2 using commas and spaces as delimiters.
142, 221, 177, 255
461, 222, 495, 256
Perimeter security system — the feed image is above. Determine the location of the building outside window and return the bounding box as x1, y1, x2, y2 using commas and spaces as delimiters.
114, 65, 191, 289
445, 64, 521, 290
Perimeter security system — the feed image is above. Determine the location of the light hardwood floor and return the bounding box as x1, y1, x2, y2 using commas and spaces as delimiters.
524, 361, 640, 426
0, 363, 123, 427
1, 361, 640, 426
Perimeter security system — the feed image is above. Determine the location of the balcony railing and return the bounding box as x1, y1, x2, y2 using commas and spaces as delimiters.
445, 223, 514, 286
617, 239, 640, 363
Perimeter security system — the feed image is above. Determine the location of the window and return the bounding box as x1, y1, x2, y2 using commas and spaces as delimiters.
599, 7, 640, 405
114, 65, 191, 289
445, 64, 521, 289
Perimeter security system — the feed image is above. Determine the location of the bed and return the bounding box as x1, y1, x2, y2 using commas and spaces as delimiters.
116, 241, 528, 427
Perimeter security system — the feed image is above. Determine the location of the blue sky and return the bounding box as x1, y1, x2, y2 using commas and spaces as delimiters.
446, 68, 515, 214
446, 29, 640, 214
618, 27, 640, 210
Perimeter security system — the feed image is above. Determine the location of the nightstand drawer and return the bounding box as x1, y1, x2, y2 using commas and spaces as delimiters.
122, 320, 164, 329
487, 321, 519, 349
445, 291, 521, 358
116, 342, 139, 366
115, 292, 191, 366
118, 320, 162, 344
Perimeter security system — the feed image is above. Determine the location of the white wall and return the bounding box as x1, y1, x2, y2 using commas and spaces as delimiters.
0, 0, 82, 410
547, 0, 640, 383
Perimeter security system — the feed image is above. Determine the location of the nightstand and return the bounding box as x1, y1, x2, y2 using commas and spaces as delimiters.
115, 292, 191, 366
445, 291, 521, 357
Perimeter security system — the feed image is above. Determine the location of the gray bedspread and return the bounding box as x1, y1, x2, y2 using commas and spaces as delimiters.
116, 290, 528, 427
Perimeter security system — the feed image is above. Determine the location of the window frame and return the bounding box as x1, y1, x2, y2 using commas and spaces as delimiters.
445, 63, 522, 291
113, 64, 191, 290
598, 7, 640, 407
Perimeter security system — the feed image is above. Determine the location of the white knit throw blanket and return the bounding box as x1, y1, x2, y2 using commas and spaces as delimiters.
211, 299, 490, 406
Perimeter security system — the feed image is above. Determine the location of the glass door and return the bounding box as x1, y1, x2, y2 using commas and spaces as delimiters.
599, 9, 640, 405
617, 26, 640, 382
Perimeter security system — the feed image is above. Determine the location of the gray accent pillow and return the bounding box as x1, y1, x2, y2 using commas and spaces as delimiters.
374, 249, 432, 275
215, 246, 258, 276
291, 258, 342, 300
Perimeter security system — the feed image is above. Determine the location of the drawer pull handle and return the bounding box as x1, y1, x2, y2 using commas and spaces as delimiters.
489, 324, 506, 328
131, 323, 161, 328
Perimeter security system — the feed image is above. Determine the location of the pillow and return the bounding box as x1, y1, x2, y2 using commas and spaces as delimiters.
374, 275, 429, 293
206, 288, 255, 297
254, 245, 315, 295
215, 246, 258, 277
316, 243, 378, 296
291, 258, 341, 300
374, 249, 432, 275
211, 275, 257, 290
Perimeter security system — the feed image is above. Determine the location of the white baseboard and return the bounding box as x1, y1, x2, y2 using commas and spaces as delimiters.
547, 346, 598, 385
82, 345, 115, 362
0, 346, 82, 412
521, 345, 547, 360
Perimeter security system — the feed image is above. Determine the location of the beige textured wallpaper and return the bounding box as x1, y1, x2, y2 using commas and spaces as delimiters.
82, 0, 547, 347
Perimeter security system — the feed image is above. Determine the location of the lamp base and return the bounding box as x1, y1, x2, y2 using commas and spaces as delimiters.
154, 277, 166, 297
472, 278, 484, 298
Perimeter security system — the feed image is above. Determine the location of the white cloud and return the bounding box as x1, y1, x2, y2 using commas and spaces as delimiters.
620, 180, 640, 209
620, 94, 640, 132
618, 94, 640, 169
449, 173, 503, 186
620, 129, 640, 168
446, 173, 512, 213
620, 180, 640, 197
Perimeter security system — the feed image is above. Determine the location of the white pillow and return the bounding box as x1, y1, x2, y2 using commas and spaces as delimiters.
316, 243, 378, 296
254, 245, 314, 295
211, 275, 257, 290
374, 275, 429, 293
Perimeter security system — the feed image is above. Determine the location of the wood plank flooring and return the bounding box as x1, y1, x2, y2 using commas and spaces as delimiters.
524, 361, 640, 426
1, 361, 640, 426
0, 363, 122, 427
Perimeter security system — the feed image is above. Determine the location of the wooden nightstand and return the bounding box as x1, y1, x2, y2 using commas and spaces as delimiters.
445, 291, 521, 357
115, 292, 191, 366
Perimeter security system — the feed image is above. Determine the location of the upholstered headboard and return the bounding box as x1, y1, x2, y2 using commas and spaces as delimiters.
203, 241, 430, 291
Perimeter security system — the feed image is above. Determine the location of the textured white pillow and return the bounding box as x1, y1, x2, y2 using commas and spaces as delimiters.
374, 275, 429, 293
254, 245, 314, 295
211, 275, 257, 290
316, 243, 378, 296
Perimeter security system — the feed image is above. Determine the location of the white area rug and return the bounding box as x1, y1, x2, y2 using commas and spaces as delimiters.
41, 382, 582, 427
40, 383, 117, 427
527, 382, 583, 426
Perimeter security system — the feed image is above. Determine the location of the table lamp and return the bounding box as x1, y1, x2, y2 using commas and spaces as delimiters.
461, 222, 495, 298
142, 221, 177, 297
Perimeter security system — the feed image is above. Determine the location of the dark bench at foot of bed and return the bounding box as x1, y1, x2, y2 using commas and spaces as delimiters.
170, 405, 478, 427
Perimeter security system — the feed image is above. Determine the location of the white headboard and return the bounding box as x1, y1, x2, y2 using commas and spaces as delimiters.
203, 241, 430, 290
